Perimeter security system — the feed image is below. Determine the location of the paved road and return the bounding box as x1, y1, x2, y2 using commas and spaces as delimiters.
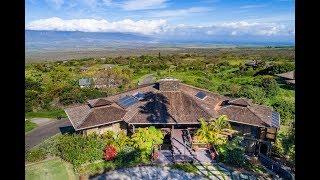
25, 118, 72, 150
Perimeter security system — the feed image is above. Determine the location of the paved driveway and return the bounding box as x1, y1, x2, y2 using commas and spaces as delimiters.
25, 118, 73, 150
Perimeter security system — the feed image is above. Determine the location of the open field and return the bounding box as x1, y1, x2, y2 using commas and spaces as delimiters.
25, 47, 294, 63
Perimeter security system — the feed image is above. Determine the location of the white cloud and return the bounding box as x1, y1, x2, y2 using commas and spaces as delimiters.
26, 17, 168, 35
26, 17, 293, 38
122, 0, 167, 10
150, 7, 210, 17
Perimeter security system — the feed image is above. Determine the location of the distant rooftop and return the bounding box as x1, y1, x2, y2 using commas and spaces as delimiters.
276, 70, 295, 80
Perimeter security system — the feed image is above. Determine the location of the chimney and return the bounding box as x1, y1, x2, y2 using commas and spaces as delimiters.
158, 78, 180, 91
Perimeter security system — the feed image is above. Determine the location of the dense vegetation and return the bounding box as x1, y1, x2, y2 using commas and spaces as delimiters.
25, 127, 164, 175
25, 47, 295, 163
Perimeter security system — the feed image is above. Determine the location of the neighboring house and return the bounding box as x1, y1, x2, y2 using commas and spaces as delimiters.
79, 78, 92, 88
275, 71, 295, 87
65, 78, 280, 155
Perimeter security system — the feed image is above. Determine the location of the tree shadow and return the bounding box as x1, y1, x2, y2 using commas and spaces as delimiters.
138, 91, 177, 124
59, 125, 75, 134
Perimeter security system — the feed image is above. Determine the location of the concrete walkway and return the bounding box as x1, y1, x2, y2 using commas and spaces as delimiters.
90, 166, 207, 180
25, 118, 73, 150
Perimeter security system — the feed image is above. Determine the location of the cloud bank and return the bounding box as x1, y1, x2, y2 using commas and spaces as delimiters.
26, 17, 294, 40
26, 17, 167, 35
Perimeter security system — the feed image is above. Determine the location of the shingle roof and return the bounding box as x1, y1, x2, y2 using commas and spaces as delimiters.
65, 79, 278, 130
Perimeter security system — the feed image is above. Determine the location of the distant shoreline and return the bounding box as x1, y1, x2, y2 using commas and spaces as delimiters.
25, 46, 294, 63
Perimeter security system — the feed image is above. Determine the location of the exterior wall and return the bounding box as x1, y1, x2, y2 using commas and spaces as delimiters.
230, 122, 260, 138
83, 121, 127, 135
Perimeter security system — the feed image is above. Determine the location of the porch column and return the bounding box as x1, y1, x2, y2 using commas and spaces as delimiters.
132, 124, 135, 133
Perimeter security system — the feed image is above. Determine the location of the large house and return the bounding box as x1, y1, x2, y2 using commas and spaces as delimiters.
65, 78, 280, 155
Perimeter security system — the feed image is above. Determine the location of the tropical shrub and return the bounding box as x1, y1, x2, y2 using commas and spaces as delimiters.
217, 136, 248, 167
104, 145, 117, 161
131, 126, 164, 159
195, 115, 231, 145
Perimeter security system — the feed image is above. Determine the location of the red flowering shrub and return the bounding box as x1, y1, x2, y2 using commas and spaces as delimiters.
104, 145, 117, 161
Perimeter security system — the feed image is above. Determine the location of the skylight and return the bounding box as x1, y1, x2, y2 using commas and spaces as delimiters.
134, 92, 145, 100
117, 96, 138, 108
195, 91, 207, 100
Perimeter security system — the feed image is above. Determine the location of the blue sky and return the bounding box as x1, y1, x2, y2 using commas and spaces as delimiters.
26, 0, 295, 43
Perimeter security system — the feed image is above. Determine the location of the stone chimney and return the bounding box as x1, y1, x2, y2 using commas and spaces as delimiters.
158, 78, 180, 91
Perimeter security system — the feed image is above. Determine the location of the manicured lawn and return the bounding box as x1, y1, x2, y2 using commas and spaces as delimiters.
25, 120, 37, 132
25, 158, 77, 180
25, 109, 67, 119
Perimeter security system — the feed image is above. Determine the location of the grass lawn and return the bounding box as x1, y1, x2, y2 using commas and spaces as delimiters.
25, 109, 67, 119
25, 120, 38, 133
25, 158, 77, 180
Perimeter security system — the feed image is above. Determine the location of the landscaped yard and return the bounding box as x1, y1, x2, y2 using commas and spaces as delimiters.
25, 158, 77, 180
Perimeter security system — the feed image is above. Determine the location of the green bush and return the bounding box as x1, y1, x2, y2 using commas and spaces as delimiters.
131, 126, 164, 157
26, 148, 46, 162
272, 99, 295, 125
260, 76, 279, 97
217, 137, 249, 167
235, 85, 266, 104
56, 133, 106, 168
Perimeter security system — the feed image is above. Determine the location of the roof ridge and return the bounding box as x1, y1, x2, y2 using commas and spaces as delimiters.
78, 110, 95, 129
180, 83, 223, 97
247, 106, 270, 126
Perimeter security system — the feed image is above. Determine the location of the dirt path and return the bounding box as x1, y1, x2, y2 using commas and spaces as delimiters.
25, 118, 72, 150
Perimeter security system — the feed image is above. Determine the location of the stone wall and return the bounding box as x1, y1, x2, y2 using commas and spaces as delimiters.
83, 121, 127, 135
